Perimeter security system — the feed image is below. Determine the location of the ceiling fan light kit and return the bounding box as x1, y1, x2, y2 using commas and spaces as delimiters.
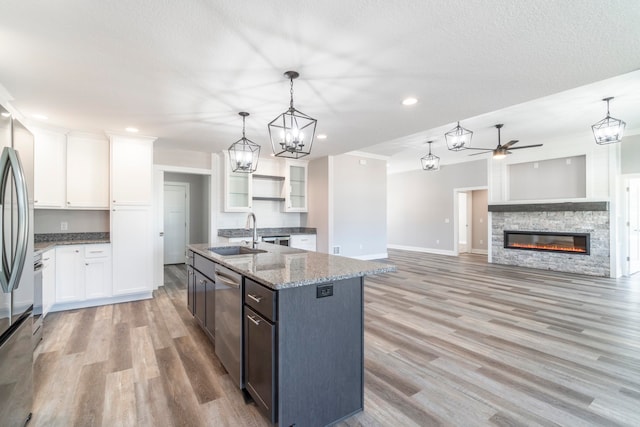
268, 71, 317, 159
420, 140, 440, 171
592, 97, 626, 145
228, 111, 260, 173
445, 121, 473, 151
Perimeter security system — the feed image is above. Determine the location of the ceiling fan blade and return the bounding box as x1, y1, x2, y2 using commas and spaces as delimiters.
508, 144, 543, 150
502, 140, 519, 149
465, 147, 493, 151
468, 151, 489, 156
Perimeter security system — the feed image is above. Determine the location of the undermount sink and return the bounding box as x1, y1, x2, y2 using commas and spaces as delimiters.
208, 246, 267, 256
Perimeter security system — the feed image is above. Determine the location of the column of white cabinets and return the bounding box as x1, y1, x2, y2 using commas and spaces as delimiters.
42, 249, 56, 317
54, 244, 112, 304
109, 135, 155, 296
33, 129, 109, 209
284, 160, 308, 212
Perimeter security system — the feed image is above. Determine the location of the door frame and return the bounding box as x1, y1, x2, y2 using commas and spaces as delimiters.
453, 186, 488, 256
163, 181, 190, 265
622, 174, 640, 276
153, 164, 214, 289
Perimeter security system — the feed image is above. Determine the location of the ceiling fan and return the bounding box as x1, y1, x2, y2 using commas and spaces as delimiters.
468, 124, 543, 159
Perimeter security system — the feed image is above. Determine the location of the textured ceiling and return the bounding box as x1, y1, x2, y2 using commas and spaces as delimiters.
0, 1, 639, 165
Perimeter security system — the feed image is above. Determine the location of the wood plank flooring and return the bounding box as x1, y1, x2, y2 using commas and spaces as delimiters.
32, 250, 640, 426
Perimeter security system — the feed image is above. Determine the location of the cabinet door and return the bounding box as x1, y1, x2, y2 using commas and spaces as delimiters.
223, 151, 252, 212
33, 129, 66, 208
55, 246, 83, 303
112, 206, 153, 295
244, 306, 276, 423
205, 278, 215, 337
84, 256, 112, 300
66, 133, 110, 208
110, 135, 154, 205
290, 234, 316, 251
284, 160, 307, 212
194, 270, 207, 327
42, 249, 56, 316
187, 265, 195, 315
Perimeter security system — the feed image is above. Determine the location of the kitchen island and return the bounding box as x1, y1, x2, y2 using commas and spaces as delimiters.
187, 241, 394, 427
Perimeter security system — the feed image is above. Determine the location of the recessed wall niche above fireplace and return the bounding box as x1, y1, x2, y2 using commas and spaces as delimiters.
504, 231, 590, 255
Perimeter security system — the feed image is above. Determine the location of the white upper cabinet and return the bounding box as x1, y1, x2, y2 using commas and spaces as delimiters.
223, 150, 253, 212
284, 160, 308, 212
66, 132, 110, 209
110, 135, 155, 205
33, 128, 66, 208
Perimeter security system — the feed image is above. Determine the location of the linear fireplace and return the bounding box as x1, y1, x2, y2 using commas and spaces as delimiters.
504, 231, 590, 255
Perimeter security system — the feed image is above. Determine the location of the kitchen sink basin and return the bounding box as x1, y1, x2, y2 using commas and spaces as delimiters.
208, 246, 267, 256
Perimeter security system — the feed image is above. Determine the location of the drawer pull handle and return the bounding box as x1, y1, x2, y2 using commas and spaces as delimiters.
247, 315, 261, 326
247, 294, 263, 303
89, 250, 103, 254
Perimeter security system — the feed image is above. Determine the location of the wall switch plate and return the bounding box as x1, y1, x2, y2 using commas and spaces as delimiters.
317, 284, 333, 298
60, 221, 68, 231
333, 246, 341, 255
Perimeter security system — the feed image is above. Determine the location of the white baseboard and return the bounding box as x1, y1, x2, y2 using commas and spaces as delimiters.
387, 244, 456, 256
49, 292, 153, 314
471, 249, 488, 255
350, 252, 388, 260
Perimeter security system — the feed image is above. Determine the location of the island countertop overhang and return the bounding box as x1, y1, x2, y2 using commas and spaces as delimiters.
188, 240, 395, 290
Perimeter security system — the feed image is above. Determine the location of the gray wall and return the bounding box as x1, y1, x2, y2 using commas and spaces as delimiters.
471, 189, 488, 252
308, 157, 330, 253
388, 160, 487, 252
164, 172, 209, 244
34, 209, 110, 234
509, 155, 586, 200
332, 155, 387, 258
622, 134, 640, 174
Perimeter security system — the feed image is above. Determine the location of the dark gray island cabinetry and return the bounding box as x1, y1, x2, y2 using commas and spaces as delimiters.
187, 242, 394, 427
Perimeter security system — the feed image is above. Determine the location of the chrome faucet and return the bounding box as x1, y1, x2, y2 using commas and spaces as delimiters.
245, 212, 258, 248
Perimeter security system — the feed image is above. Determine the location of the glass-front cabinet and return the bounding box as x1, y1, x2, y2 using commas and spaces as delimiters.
224, 151, 253, 212
284, 160, 308, 212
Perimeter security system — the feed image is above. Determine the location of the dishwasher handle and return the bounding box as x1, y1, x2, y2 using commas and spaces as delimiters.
216, 272, 240, 289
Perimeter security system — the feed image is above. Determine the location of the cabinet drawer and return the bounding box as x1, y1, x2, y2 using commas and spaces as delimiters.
245, 278, 276, 322
186, 250, 195, 266
194, 253, 216, 281
84, 244, 111, 258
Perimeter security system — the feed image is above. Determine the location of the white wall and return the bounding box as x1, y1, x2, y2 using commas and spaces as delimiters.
308, 157, 330, 253
332, 154, 387, 259
164, 172, 209, 244
388, 160, 487, 253
154, 147, 211, 169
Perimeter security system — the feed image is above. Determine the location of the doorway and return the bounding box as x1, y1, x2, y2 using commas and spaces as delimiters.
458, 192, 471, 253
164, 182, 189, 265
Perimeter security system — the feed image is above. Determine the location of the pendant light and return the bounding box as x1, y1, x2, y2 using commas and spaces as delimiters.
228, 112, 260, 173
592, 97, 626, 144
445, 121, 473, 151
420, 141, 440, 171
268, 71, 317, 159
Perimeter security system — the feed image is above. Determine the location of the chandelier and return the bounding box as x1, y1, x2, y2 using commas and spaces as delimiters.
228, 112, 260, 173
592, 97, 626, 145
445, 121, 473, 151
420, 141, 440, 171
268, 71, 317, 159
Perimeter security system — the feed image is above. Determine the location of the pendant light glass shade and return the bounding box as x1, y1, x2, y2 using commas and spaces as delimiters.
445, 121, 473, 151
228, 112, 260, 173
421, 141, 440, 171
268, 71, 317, 159
592, 97, 626, 145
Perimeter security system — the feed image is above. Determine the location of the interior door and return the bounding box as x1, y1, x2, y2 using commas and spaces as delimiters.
163, 183, 188, 265
458, 192, 470, 253
629, 179, 640, 275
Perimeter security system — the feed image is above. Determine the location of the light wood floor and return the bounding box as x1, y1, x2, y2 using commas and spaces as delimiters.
33, 250, 640, 426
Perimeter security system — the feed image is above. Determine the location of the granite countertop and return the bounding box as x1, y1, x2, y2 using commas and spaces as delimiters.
218, 227, 317, 238
34, 232, 110, 255
188, 239, 395, 290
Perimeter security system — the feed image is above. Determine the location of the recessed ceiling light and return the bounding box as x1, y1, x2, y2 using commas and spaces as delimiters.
402, 97, 418, 106
125, 127, 139, 133
317, 134, 327, 140
32, 113, 48, 120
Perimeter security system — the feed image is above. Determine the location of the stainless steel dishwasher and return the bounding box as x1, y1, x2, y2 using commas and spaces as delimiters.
214, 263, 244, 388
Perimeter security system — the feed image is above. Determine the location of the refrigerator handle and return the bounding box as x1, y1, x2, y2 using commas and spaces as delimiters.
0, 147, 29, 293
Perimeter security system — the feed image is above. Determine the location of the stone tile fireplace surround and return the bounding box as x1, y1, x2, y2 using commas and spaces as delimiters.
489, 202, 610, 277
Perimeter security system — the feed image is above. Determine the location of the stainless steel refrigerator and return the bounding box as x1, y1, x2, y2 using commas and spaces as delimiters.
0, 103, 35, 426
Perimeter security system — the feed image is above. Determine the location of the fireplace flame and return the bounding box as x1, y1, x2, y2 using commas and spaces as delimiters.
508, 242, 586, 253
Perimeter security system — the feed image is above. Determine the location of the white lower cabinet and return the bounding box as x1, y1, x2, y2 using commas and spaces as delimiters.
290, 234, 316, 251
42, 249, 56, 317
55, 244, 112, 304
111, 206, 152, 295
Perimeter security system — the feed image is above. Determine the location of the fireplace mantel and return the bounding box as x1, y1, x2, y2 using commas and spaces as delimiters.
488, 201, 608, 213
